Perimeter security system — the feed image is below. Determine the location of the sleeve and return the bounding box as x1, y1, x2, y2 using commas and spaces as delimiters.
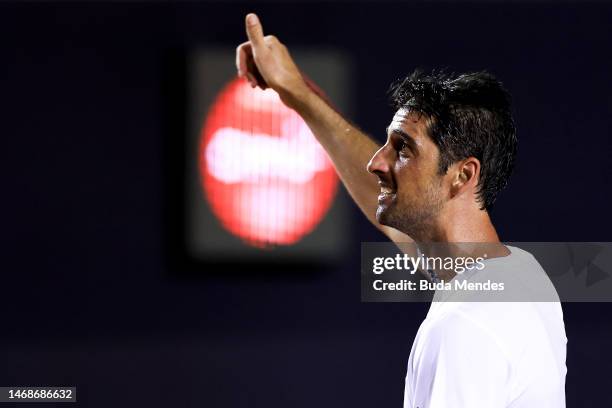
416, 312, 512, 408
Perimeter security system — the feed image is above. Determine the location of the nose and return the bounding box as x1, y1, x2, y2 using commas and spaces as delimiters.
367, 144, 391, 175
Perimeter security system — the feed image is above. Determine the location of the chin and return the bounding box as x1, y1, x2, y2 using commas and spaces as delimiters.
377, 206, 422, 237
376, 205, 394, 227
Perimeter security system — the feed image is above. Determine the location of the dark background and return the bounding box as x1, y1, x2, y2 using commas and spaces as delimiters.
1, 2, 611, 407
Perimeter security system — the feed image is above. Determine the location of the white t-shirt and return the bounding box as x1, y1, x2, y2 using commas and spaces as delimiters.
404, 246, 567, 408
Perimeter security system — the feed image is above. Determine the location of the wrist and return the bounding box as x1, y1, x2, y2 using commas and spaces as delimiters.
278, 77, 314, 112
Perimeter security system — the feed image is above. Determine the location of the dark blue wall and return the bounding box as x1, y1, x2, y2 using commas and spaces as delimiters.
1, 2, 611, 406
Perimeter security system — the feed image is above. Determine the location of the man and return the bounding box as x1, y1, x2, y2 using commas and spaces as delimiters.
235, 13, 567, 407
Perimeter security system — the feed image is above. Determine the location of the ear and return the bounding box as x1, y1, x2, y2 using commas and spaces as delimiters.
450, 157, 480, 198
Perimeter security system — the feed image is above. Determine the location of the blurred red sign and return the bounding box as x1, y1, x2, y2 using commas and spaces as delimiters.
200, 78, 338, 248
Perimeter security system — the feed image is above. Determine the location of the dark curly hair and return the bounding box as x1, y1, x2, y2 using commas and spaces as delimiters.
388, 69, 517, 210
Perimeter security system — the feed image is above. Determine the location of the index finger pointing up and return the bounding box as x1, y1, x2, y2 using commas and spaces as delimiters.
245, 13, 265, 48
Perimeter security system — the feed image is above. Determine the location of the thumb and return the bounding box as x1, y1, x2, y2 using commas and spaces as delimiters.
245, 13, 265, 49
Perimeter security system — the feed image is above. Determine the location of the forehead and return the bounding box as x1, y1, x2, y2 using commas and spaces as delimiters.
388, 108, 434, 147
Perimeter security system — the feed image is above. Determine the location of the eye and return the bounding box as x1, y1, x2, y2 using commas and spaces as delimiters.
389, 133, 412, 158
398, 141, 411, 157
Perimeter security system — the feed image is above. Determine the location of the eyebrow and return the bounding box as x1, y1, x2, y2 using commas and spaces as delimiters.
386, 126, 419, 156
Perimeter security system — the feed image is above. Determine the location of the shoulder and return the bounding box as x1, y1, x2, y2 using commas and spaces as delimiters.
475, 245, 561, 302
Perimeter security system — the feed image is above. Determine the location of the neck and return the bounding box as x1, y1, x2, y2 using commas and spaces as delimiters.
439, 206, 500, 243
413, 204, 500, 243
411, 204, 509, 282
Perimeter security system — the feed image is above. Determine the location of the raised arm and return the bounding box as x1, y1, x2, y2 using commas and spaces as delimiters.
236, 13, 411, 243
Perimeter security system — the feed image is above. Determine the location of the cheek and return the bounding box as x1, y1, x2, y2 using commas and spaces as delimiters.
394, 160, 424, 191
397, 166, 444, 204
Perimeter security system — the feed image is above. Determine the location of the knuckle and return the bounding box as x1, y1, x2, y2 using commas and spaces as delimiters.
236, 41, 250, 51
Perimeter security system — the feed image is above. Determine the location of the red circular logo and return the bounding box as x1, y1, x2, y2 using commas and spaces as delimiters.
200, 78, 338, 248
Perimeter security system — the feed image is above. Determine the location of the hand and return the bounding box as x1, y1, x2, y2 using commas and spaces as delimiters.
236, 13, 310, 109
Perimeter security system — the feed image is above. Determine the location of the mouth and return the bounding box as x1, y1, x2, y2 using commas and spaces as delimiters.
377, 183, 396, 204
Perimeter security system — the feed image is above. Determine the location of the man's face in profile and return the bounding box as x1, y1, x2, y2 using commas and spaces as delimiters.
367, 108, 447, 236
